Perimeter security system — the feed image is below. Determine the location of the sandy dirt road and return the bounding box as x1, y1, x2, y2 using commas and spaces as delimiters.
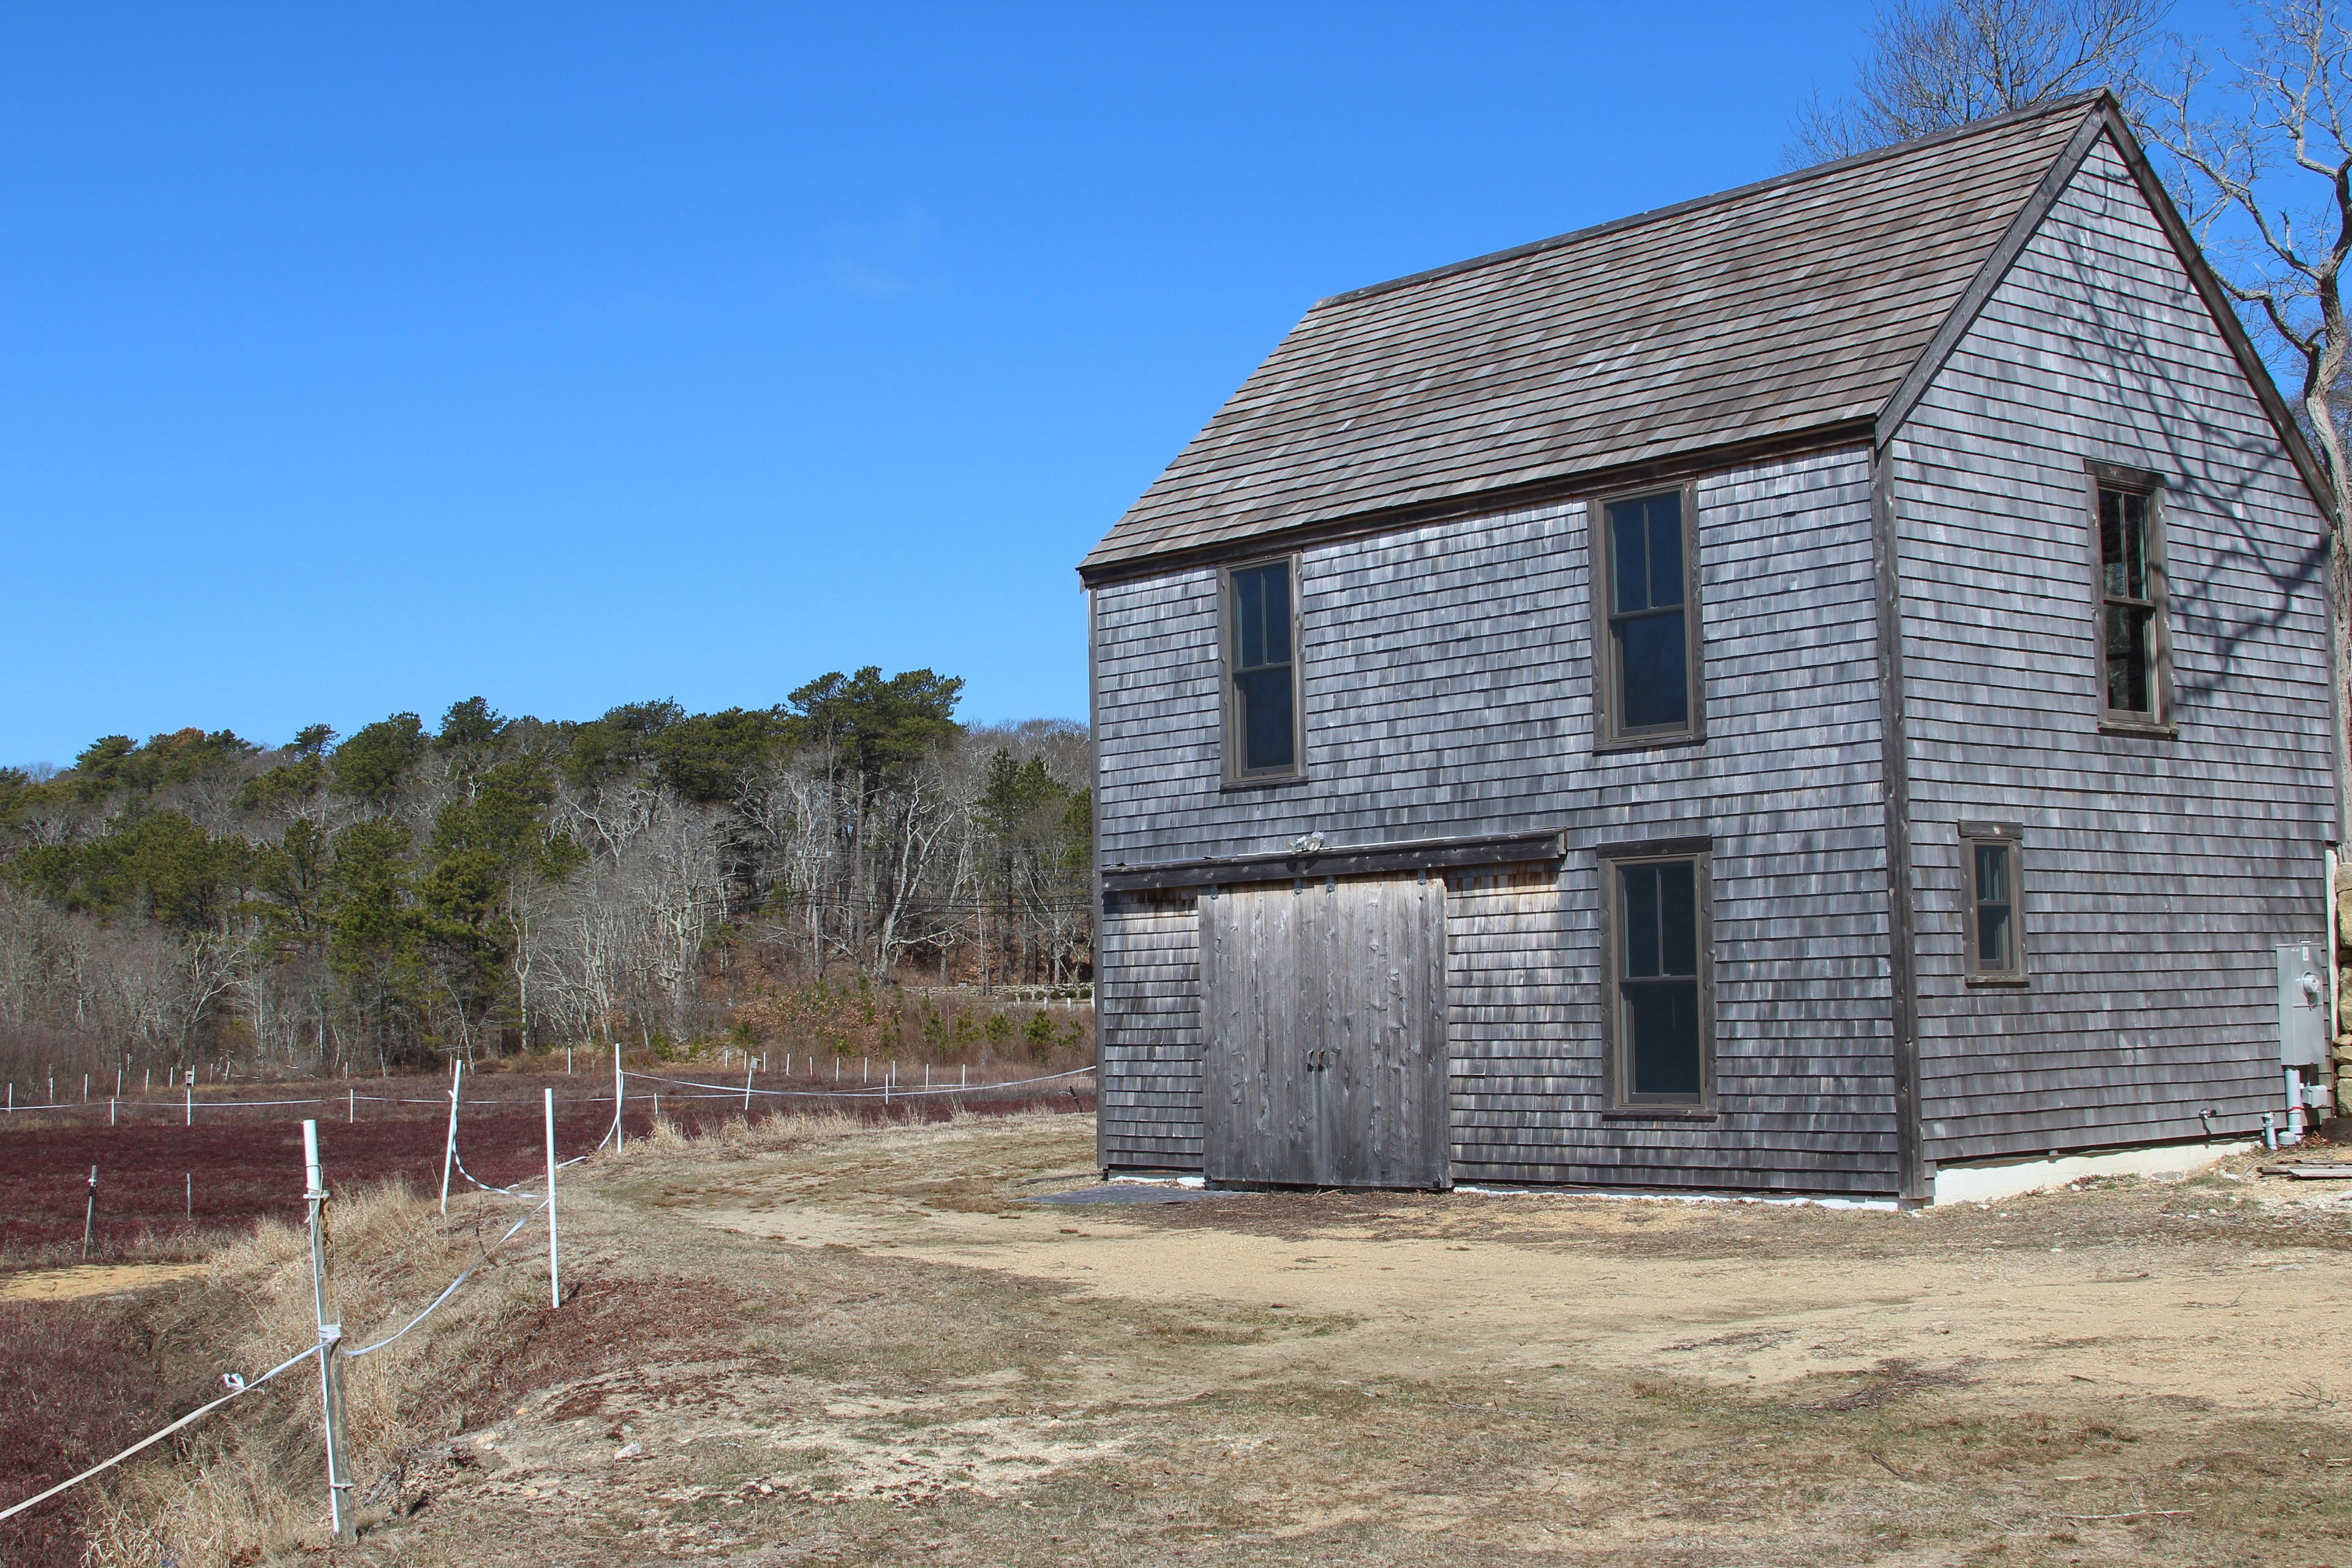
151, 1111, 2352, 1567
703, 1139, 2352, 1415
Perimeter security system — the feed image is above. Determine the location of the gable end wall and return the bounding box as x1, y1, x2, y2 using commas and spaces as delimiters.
1894, 134, 2336, 1165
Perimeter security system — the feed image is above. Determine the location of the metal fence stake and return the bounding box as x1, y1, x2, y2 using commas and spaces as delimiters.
301, 1121, 356, 1544
81, 1167, 97, 1258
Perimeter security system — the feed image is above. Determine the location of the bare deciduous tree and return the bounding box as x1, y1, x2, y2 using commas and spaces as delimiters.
2138, 4, 2352, 704
1791, 0, 2166, 163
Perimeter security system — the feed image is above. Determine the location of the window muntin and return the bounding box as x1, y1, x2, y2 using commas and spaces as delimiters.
1596, 488, 1700, 745
1227, 559, 1298, 778
1962, 834, 2025, 981
1611, 854, 1709, 1105
2095, 483, 2163, 721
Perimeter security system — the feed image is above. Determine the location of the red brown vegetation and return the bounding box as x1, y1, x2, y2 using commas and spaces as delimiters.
0, 1296, 197, 1568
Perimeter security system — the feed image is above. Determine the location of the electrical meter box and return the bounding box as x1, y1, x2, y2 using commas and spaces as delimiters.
2277, 941, 2329, 1068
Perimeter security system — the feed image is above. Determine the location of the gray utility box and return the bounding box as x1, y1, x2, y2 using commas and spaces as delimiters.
2278, 941, 2329, 1068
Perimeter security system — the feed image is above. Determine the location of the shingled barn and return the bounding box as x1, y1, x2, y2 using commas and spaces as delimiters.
1079, 92, 2340, 1202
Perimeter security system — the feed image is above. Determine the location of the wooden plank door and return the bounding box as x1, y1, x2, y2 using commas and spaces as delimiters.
1201, 875, 1449, 1188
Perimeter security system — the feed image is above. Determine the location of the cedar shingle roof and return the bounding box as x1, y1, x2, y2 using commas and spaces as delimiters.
1081, 96, 2101, 579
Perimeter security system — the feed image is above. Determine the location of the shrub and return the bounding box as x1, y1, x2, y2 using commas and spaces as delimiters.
1022, 1011, 1058, 1061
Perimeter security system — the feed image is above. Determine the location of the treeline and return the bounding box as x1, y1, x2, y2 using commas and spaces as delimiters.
0, 669, 1093, 1082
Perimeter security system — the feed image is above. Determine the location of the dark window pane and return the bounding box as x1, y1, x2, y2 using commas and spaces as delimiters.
1976, 901, 2011, 971
1237, 668, 1293, 772
2122, 492, 2147, 599
1625, 978, 1702, 1097
2117, 486, 2135, 597
2100, 488, 2150, 600
1610, 504, 1650, 614
1973, 843, 2013, 971
1619, 859, 1698, 981
1617, 612, 1689, 729
1645, 494, 1684, 610
1973, 843, 2008, 904
1608, 493, 1684, 615
1621, 864, 1661, 978
1656, 860, 1697, 975
1234, 563, 1290, 670
2105, 603, 2152, 712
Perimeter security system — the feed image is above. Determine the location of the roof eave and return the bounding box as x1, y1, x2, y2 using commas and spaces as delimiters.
1076, 417, 1878, 587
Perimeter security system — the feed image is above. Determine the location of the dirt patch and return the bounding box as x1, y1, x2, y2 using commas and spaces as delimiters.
0, 1262, 208, 1301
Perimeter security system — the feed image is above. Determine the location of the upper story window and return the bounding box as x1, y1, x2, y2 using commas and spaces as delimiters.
1594, 486, 1704, 749
1224, 558, 1301, 781
2091, 466, 2171, 730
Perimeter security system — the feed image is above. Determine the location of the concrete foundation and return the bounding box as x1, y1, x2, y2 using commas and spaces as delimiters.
1931, 1140, 2253, 1206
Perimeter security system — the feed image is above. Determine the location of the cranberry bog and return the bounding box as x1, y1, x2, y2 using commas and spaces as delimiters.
0, 1065, 1096, 1265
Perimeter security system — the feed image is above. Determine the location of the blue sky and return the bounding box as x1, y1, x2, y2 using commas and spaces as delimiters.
0, 1, 2241, 766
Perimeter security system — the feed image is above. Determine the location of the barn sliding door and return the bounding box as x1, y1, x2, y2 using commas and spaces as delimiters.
1200, 875, 1449, 1189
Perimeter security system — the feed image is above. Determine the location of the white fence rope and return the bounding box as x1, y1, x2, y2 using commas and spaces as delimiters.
619, 1064, 1096, 1100
342, 1199, 547, 1359
2, 1065, 1095, 1118
0, 1097, 637, 1528
0, 1342, 318, 1526
0, 1180, 562, 1526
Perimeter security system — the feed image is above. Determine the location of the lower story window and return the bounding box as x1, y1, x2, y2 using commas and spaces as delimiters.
1608, 851, 1713, 1107
1962, 828, 2026, 981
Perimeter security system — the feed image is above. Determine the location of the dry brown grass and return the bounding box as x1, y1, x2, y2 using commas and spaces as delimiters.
69, 1109, 891, 1562
80, 1182, 551, 1564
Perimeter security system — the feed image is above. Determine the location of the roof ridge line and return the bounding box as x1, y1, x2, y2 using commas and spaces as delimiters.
1312, 90, 2110, 312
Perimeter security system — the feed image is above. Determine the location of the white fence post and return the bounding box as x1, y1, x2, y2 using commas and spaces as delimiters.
301, 1121, 356, 1544
614, 1044, 625, 1153
544, 1089, 560, 1310
439, 1060, 463, 1216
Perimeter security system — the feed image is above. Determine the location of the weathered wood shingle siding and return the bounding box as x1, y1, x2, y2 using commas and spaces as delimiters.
1893, 134, 2335, 1164
1094, 450, 1910, 1193
1096, 889, 1204, 1169
1511, 453, 1901, 1193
